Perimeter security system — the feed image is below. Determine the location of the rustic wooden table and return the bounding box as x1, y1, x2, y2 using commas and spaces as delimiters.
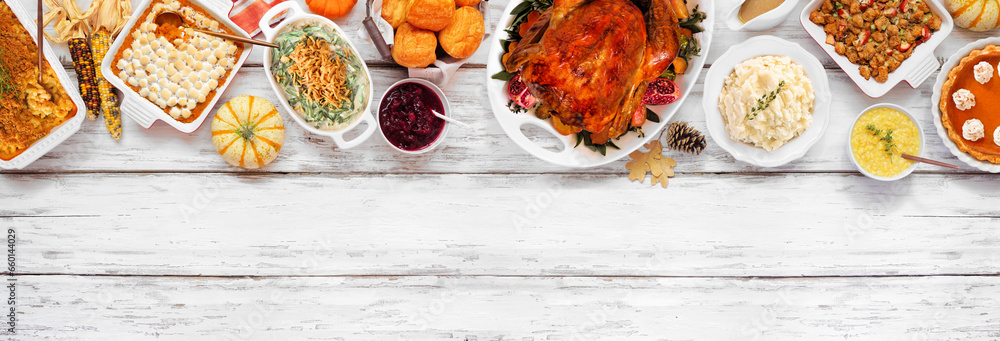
2, 0, 999, 339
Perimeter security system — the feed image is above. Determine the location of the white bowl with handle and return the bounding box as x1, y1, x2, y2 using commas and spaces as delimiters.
259, 2, 377, 150
726, 0, 798, 31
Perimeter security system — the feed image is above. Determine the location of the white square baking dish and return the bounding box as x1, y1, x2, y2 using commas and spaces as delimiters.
799, 0, 953, 98
101, 0, 252, 133
0, 0, 87, 170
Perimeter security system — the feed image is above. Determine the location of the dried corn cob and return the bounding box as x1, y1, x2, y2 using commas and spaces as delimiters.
89, 28, 121, 140
68, 37, 101, 120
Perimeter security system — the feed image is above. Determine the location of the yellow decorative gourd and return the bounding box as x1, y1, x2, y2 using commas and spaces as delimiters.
211, 95, 285, 169
947, 0, 1000, 31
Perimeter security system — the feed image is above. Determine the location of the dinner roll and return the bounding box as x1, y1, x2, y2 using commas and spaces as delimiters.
392, 23, 438, 68
381, 0, 413, 29
405, 0, 455, 31
438, 6, 484, 59
455, 0, 480, 6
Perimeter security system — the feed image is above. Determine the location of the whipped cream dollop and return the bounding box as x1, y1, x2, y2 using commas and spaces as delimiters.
953, 89, 976, 111
963, 118, 984, 141
974, 61, 994, 84
994, 126, 1000, 147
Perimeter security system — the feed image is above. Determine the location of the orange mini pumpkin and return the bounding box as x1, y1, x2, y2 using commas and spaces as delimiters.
211, 96, 285, 169
307, 0, 359, 20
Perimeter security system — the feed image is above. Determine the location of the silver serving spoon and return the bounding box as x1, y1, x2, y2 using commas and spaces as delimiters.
364, 0, 392, 59
37, 0, 43, 83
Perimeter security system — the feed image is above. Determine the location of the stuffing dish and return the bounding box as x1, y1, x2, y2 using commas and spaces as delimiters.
0, 2, 77, 161
808, 0, 942, 82
112, 0, 244, 123
270, 19, 370, 131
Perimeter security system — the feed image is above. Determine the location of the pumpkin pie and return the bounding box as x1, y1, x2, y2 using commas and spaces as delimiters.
940, 44, 1000, 164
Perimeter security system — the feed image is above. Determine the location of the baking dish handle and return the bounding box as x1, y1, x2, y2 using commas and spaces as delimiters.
330, 112, 377, 149
259, 1, 301, 40
120, 93, 158, 129
903, 52, 940, 89
510, 117, 583, 167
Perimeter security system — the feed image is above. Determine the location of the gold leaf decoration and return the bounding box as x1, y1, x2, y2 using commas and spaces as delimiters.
624, 140, 676, 188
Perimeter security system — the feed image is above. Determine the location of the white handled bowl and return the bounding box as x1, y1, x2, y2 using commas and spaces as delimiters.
726, 0, 799, 31
259, 2, 377, 150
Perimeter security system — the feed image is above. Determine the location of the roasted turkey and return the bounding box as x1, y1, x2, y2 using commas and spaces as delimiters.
504, 0, 682, 144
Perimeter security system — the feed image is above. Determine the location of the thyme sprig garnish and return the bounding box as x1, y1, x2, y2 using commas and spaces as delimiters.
866, 124, 898, 156
0, 48, 15, 96
746, 80, 786, 121
0, 64, 13, 96
506, 99, 529, 114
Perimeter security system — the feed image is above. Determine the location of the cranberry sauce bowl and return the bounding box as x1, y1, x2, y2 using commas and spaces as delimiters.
377, 78, 451, 154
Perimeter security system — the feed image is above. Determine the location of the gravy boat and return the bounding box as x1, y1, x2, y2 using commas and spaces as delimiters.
726, 0, 799, 31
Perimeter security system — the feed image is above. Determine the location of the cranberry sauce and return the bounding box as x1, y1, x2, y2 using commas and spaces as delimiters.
378, 82, 446, 151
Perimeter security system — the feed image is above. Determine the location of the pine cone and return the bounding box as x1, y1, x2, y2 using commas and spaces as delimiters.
664, 121, 706, 155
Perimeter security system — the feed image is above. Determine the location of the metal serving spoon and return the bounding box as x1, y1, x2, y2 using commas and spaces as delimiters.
37, 0, 43, 83
154, 12, 278, 48
363, 0, 392, 59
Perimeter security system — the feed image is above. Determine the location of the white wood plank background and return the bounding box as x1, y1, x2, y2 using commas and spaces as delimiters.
2, 173, 999, 277
15, 276, 1000, 340
3, 0, 999, 339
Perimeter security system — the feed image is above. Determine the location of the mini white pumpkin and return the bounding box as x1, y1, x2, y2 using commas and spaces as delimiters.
211, 95, 285, 169
947, 0, 1000, 31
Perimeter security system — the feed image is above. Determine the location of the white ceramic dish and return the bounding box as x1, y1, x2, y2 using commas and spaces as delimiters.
102, 0, 252, 133
848, 103, 925, 181
931, 37, 1000, 173
702, 35, 831, 168
259, 2, 377, 150
0, 0, 87, 170
485, 0, 714, 168
799, 0, 953, 98
376, 78, 451, 154
726, 0, 798, 31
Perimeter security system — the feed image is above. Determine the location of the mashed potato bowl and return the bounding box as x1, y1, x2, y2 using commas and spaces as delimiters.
703, 35, 831, 168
